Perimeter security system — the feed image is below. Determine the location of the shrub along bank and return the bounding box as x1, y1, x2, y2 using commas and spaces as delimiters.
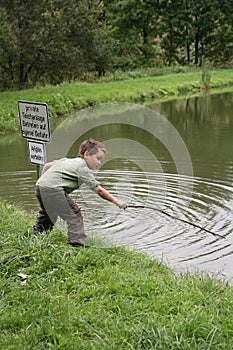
1, 200, 233, 349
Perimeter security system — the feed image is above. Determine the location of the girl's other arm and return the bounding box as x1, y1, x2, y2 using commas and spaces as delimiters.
95, 185, 127, 209
41, 162, 54, 175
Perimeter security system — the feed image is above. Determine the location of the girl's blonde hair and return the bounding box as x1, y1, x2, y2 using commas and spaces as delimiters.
78, 138, 106, 158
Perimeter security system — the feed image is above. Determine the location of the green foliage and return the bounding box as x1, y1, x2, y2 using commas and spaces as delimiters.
104, 0, 160, 69
0, 0, 112, 89
105, 0, 232, 69
1, 200, 233, 349
0, 0, 232, 89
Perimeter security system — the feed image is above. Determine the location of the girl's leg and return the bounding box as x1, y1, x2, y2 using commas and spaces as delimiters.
63, 193, 87, 245
33, 207, 55, 233
33, 187, 57, 233
34, 187, 87, 245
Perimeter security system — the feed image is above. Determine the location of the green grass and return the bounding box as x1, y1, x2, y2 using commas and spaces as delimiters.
1, 200, 233, 349
1, 68, 233, 133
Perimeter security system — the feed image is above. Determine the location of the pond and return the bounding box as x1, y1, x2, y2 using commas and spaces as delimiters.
1, 93, 232, 283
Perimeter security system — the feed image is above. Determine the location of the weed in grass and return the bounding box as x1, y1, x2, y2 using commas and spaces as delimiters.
201, 61, 212, 91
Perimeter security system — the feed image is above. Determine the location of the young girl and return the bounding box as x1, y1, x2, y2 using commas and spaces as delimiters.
33, 138, 128, 247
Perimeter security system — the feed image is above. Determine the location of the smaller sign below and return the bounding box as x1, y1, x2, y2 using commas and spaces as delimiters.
27, 140, 47, 166
18, 100, 51, 142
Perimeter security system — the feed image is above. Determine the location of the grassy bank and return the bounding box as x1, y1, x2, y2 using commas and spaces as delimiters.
1, 68, 233, 133
1, 200, 233, 349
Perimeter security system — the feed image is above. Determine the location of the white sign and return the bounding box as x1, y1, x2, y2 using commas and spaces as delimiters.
18, 100, 51, 142
27, 140, 46, 165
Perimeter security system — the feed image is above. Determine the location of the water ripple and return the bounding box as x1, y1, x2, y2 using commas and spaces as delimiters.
71, 169, 233, 282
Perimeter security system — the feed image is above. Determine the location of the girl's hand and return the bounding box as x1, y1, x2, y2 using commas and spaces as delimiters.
114, 200, 128, 209
95, 186, 127, 209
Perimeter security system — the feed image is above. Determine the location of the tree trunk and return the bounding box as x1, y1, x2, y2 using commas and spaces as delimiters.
185, 27, 190, 63
194, 30, 199, 65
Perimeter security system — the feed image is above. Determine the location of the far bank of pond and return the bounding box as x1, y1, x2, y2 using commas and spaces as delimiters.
0, 68, 233, 133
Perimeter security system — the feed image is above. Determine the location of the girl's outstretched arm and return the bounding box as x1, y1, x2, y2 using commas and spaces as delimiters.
95, 185, 127, 209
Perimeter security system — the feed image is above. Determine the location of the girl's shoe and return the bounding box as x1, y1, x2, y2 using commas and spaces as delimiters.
67, 239, 85, 247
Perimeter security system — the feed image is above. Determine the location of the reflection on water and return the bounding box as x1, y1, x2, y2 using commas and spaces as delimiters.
0, 170, 37, 209
0, 133, 38, 210
0, 93, 233, 283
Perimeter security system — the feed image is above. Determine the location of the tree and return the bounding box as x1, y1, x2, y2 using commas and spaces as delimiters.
158, 0, 223, 66
209, 0, 233, 66
0, 0, 112, 89
190, 0, 221, 66
0, 7, 16, 88
104, 0, 232, 68
158, 0, 189, 65
104, 0, 161, 69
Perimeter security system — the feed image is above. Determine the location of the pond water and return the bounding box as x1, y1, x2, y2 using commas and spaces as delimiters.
1, 93, 232, 283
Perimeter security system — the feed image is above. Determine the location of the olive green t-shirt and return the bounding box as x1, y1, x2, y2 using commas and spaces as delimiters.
36, 157, 99, 193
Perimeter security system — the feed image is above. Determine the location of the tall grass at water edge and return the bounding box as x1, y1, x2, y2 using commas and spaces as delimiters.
1, 200, 233, 349
1, 68, 233, 134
